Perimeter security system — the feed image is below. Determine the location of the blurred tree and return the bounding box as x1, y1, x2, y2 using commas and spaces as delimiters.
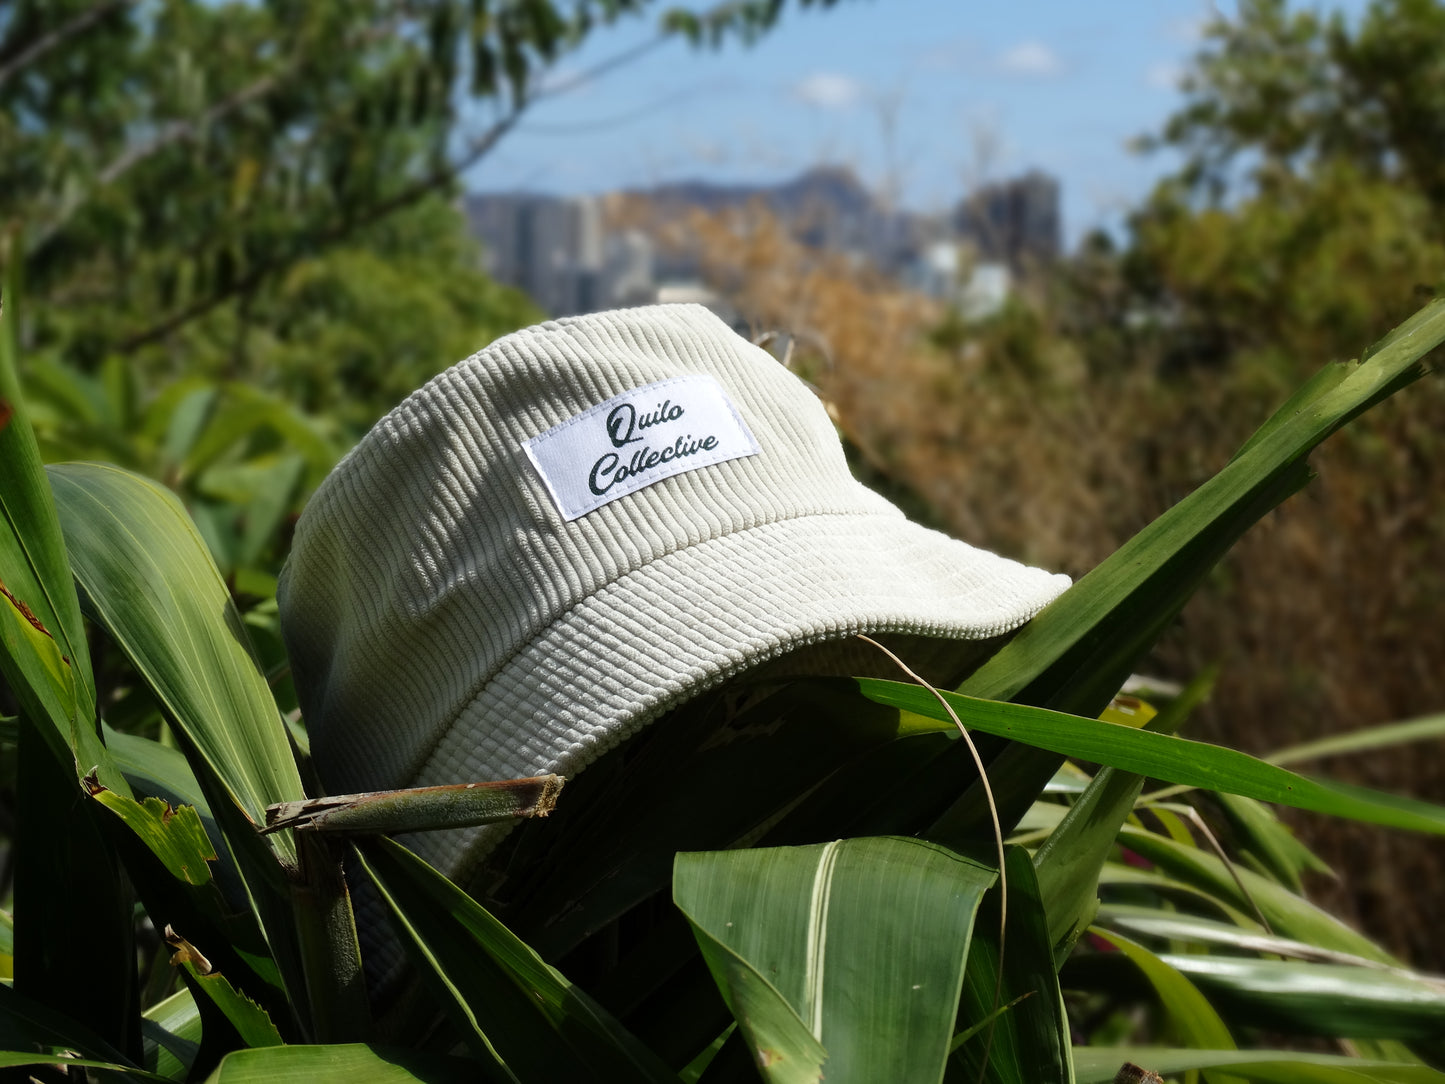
1145, 0, 1445, 214
1121, 0, 1445, 382
1114, 0, 1445, 969
0, 0, 847, 373
0, 0, 849, 590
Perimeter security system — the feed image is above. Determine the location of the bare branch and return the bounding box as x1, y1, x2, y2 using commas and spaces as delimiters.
0, 0, 138, 88
97, 69, 285, 186
21, 66, 281, 259
530, 28, 670, 103
117, 108, 525, 352
109, 16, 682, 349
25, 15, 406, 258
95, 14, 403, 189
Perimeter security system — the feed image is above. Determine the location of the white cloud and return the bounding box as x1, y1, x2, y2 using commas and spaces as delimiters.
685, 138, 729, 166
1206, 1, 1240, 25
1165, 12, 1210, 44
997, 40, 1063, 78
917, 37, 983, 73
1146, 61, 1184, 91
535, 65, 588, 95
793, 72, 865, 109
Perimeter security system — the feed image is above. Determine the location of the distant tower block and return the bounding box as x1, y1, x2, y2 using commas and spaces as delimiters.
956, 170, 1062, 270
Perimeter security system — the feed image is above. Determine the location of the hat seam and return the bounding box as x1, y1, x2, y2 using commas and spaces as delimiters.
396, 502, 913, 787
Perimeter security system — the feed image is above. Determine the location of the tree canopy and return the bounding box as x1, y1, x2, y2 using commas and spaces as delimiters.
1121, 0, 1445, 375
0, 0, 846, 373
1147, 0, 1445, 212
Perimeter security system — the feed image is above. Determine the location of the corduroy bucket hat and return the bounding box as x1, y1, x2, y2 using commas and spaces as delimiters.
278, 303, 1070, 884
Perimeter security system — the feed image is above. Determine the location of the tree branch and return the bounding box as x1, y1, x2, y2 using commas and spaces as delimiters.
0, 0, 138, 88
21, 63, 285, 259
110, 15, 685, 349
24, 15, 406, 260
97, 69, 286, 186
94, 13, 405, 189
117, 108, 525, 353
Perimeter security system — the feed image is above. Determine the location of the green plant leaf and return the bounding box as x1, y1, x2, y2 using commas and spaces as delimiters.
99, 724, 286, 1014
1030, 762, 1141, 961
949, 847, 1074, 1084
48, 461, 314, 1027
857, 679, 1445, 838
13, 716, 141, 1058
0, 980, 150, 1075
22, 355, 109, 431
675, 837, 996, 1084
1, 269, 143, 1053
142, 988, 203, 1081
1266, 712, 1445, 767
1115, 826, 1397, 964
153, 383, 220, 475
0, 270, 100, 768
0, 579, 77, 734
1158, 955, 1445, 1040
684, 930, 826, 1084
235, 454, 306, 568
971, 296, 1445, 709
680, 1024, 736, 1083
1087, 928, 1241, 1079
1211, 791, 1331, 892
91, 775, 293, 1023
48, 462, 306, 842
1029, 674, 1212, 967
902, 298, 1445, 844
103, 724, 269, 933
0, 1052, 172, 1081
183, 383, 335, 482
500, 678, 930, 961
104, 724, 235, 874
355, 836, 680, 1083
185, 968, 286, 1051
1097, 904, 1401, 969
474, 690, 976, 1080
169, 935, 285, 1071
89, 788, 217, 886
1072, 1048, 1445, 1084
201, 1044, 479, 1083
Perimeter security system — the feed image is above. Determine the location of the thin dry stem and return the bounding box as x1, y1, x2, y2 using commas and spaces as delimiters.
856, 634, 1005, 1082
1145, 801, 1275, 935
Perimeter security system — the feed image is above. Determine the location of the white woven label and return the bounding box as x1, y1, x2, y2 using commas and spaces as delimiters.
524, 374, 761, 521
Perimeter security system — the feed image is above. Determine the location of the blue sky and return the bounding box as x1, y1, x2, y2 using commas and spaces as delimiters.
462, 1, 1367, 249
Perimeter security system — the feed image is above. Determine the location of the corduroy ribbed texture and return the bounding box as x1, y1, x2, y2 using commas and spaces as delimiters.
279, 304, 1071, 885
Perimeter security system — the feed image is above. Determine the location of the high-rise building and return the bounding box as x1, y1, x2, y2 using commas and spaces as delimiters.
956, 170, 1061, 269
602, 230, 656, 309
464, 167, 1063, 319
465, 193, 606, 317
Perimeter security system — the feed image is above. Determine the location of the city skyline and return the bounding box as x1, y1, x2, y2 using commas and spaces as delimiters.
465, 163, 1059, 321
460, 1, 1374, 251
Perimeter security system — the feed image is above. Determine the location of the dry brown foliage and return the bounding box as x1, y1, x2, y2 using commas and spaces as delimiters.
650, 202, 1445, 969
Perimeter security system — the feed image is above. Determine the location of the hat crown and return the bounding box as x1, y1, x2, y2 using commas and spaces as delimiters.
281, 304, 894, 795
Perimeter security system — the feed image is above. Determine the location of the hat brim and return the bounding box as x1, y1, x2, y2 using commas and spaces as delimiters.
403, 509, 1070, 880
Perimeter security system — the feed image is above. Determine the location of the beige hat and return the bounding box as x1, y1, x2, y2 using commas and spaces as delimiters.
278, 304, 1069, 884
